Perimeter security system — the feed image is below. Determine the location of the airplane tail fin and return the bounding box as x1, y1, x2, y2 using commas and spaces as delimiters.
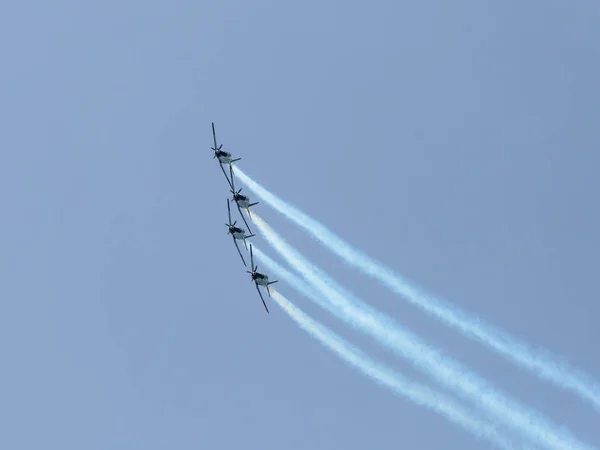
246, 204, 258, 219
266, 281, 278, 297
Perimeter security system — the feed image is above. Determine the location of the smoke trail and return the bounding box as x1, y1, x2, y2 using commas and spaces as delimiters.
250, 216, 594, 450
270, 289, 518, 450
234, 166, 600, 412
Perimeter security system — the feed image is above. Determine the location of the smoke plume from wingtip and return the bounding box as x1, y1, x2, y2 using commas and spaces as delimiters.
233, 166, 600, 414
251, 214, 593, 450
269, 289, 518, 449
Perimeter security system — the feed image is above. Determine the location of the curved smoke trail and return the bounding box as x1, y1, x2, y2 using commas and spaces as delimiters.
233, 166, 600, 413
270, 289, 518, 449
250, 216, 593, 450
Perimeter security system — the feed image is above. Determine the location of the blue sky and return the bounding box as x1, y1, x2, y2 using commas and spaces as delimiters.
1, 0, 599, 448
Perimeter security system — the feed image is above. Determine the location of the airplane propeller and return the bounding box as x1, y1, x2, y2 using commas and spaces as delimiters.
226, 222, 238, 233
230, 188, 243, 199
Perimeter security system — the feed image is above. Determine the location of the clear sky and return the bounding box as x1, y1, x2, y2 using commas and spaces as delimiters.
1, 0, 599, 449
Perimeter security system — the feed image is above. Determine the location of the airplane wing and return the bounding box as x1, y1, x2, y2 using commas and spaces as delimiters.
220, 162, 234, 189
232, 236, 247, 267
212, 122, 218, 150
255, 283, 269, 313
237, 203, 254, 235
227, 199, 233, 225
266, 281, 278, 297
246, 202, 259, 219
229, 165, 237, 191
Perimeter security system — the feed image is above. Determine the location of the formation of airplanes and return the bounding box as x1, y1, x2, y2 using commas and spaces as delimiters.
212, 122, 278, 313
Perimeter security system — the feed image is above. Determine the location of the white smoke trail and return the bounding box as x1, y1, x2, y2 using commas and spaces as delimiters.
270, 289, 519, 449
250, 215, 593, 450
233, 166, 600, 413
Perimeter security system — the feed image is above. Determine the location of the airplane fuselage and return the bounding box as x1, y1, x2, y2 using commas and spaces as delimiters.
231, 228, 246, 239
253, 273, 269, 285
217, 151, 233, 163
234, 195, 250, 208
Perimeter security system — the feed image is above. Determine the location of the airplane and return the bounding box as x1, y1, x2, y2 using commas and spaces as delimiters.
247, 244, 278, 313
211, 122, 240, 186
226, 199, 255, 266
229, 165, 259, 233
